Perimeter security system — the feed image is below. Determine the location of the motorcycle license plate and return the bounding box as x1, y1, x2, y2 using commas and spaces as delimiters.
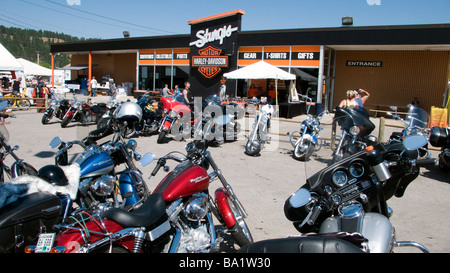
35, 233, 55, 253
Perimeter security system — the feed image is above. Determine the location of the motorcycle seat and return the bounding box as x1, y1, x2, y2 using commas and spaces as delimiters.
101, 193, 167, 229
238, 236, 365, 253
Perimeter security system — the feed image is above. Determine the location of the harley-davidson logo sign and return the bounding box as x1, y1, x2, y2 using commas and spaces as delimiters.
192, 46, 228, 78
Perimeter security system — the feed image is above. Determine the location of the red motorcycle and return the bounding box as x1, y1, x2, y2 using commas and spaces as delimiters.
30, 141, 253, 253
157, 97, 193, 143
61, 96, 107, 128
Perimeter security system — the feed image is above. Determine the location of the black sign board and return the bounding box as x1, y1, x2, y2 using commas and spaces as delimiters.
347, 60, 383, 67
188, 10, 243, 98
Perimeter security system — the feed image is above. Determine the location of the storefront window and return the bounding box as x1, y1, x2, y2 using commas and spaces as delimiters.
138, 65, 189, 91
291, 68, 319, 102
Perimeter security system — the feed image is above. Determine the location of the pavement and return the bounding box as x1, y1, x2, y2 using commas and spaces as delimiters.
3, 93, 450, 253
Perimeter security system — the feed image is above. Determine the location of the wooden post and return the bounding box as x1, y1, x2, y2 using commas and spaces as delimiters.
379, 117, 385, 143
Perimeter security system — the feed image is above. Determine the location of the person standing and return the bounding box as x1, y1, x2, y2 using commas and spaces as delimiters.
162, 84, 172, 97
354, 89, 370, 108
11, 77, 21, 95
181, 82, 192, 105
219, 77, 227, 101
90, 76, 98, 97
338, 90, 358, 109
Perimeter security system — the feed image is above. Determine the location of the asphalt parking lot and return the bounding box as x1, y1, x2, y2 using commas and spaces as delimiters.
2, 94, 449, 253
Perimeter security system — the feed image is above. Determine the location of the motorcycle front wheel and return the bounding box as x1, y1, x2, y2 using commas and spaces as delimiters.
227, 198, 253, 247
157, 130, 168, 144
293, 138, 315, 161
61, 116, 72, 128
245, 139, 261, 156
41, 112, 53, 124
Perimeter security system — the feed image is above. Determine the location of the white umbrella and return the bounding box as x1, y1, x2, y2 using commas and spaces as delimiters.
224, 61, 296, 112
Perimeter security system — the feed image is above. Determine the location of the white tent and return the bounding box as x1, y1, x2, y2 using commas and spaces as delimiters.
0, 43, 23, 71
224, 61, 296, 113
17, 58, 52, 77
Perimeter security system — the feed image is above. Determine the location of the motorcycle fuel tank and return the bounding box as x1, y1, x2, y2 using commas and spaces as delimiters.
155, 162, 210, 201
79, 152, 114, 178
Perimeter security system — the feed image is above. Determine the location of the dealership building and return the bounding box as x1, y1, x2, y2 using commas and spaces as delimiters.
51, 10, 450, 116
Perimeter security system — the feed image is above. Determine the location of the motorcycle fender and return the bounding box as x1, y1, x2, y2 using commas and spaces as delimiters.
215, 188, 236, 228
64, 110, 74, 118
54, 219, 133, 253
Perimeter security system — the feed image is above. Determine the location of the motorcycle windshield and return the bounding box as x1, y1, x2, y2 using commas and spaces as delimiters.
74, 144, 99, 166
405, 107, 429, 129
334, 107, 369, 127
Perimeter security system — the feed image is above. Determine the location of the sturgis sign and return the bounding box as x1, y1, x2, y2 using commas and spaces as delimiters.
188, 10, 243, 97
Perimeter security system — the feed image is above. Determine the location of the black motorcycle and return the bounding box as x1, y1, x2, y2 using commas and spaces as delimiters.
331, 107, 377, 163
429, 126, 450, 171
41, 91, 70, 125
240, 135, 436, 253
136, 93, 163, 136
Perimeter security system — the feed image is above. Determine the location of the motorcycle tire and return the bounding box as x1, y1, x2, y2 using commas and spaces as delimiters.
41, 113, 53, 125
293, 138, 315, 161
157, 130, 168, 144
227, 198, 253, 247
96, 117, 110, 129
245, 139, 261, 156
60, 116, 72, 128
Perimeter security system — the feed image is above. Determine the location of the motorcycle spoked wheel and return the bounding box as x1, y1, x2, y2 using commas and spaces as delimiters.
292, 138, 315, 161
226, 198, 253, 247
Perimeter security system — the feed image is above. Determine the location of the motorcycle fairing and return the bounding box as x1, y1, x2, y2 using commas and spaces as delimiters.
334, 107, 375, 136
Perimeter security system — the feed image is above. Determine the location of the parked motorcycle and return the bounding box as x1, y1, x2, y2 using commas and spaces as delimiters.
41, 91, 70, 125
240, 135, 436, 253
157, 96, 192, 143
112, 101, 143, 138
61, 96, 108, 128
429, 125, 450, 171
194, 95, 242, 147
387, 105, 430, 158
289, 95, 329, 161
331, 107, 377, 163
136, 93, 163, 136
96, 92, 120, 129
33, 140, 253, 253
245, 98, 274, 156
50, 115, 151, 220
0, 102, 78, 253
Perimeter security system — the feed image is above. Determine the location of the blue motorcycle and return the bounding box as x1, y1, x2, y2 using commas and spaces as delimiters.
289, 95, 329, 161
49, 121, 151, 219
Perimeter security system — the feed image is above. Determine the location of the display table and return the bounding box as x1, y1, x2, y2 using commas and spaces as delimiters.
278, 102, 307, 118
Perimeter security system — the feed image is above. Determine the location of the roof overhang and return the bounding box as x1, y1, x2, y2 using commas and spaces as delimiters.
327, 44, 450, 51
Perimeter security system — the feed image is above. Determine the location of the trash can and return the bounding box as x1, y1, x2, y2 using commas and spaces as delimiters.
315, 103, 324, 117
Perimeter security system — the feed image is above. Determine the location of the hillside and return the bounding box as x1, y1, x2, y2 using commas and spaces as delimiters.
0, 25, 91, 69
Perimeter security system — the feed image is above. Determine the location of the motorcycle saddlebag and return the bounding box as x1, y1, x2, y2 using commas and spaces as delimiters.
0, 192, 61, 253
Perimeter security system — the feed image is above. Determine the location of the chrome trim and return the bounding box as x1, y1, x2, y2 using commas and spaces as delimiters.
147, 220, 171, 241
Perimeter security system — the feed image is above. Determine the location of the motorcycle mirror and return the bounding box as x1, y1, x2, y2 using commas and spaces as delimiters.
140, 153, 155, 166
0, 100, 8, 111
403, 135, 428, 151
49, 137, 62, 148
389, 105, 398, 112
289, 188, 312, 208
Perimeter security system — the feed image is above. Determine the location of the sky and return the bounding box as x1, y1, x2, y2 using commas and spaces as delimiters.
0, 0, 449, 40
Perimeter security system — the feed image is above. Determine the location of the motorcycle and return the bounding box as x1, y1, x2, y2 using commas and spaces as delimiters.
289, 95, 329, 161
387, 105, 430, 158
96, 92, 120, 129
240, 134, 436, 253
157, 96, 193, 143
111, 101, 143, 138
61, 96, 108, 128
193, 95, 242, 147
41, 91, 70, 125
429, 125, 450, 171
34, 140, 253, 253
49, 114, 151, 220
136, 93, 164, 136
331, 106, 377, 163
0, 102, 78, 253
245, 99, 274, 156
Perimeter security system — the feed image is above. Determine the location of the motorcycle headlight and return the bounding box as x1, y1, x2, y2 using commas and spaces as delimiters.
169, 110, 177, 119
350, 126, 360, 136
91, 175, 116, 196
183, 194, 209, 221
